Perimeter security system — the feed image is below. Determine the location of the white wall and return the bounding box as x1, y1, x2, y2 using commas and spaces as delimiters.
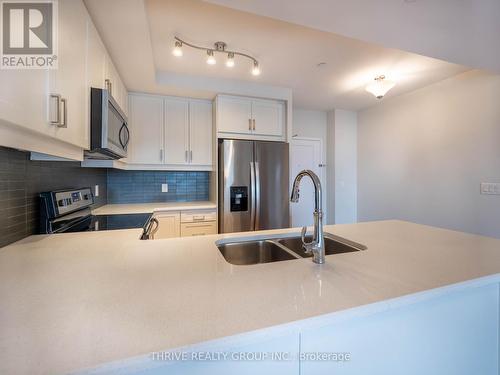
358, 70, 500, 239
292, 108, 327, 141
333, 110, 358, 224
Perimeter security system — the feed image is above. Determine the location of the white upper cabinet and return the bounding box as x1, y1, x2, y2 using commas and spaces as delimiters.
251, 98, 284, 137
189, 100, 213, 166
216, 95, 252, 134
164, 98, 189, 165
128, 94, 164, 164
86, 21, 107, 90
0, 0, 128, 160
127, 93, 213, 169
86, 17, 127, 116
48, 0, 88, 149
104, 58, 128, 116
216, 95, 285, 140
0, 67, 51, 139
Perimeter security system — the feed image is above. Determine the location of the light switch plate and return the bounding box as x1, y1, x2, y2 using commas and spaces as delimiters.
161, 183, 168, 193
480, 182, 500, 195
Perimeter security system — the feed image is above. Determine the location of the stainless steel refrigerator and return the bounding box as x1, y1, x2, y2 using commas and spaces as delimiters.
218, 139, 290, 233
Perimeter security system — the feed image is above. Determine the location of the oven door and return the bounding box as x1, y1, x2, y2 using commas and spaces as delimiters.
102, 92, 129, 158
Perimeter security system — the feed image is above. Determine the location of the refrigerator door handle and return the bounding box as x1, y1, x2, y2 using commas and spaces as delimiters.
250, 161, 256, 231
254, 161, 261, 230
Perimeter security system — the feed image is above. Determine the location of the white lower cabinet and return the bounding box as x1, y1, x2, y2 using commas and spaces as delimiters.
180, 222, 217, 237
153, 211, 181, 239
87, 282, 499, 375
153, 209, 216, 239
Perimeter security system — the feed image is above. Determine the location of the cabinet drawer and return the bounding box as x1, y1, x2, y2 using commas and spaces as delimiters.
180, 222, 217, 237
181, 209, 216, 223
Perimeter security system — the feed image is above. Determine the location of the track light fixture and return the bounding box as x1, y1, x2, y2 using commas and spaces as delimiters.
226, 52, 235, 68
172, 37, 260, 76
172, 41, 183, 57
206, 50, 216, 65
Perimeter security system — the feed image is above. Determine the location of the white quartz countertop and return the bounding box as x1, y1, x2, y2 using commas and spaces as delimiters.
91, 201, 216, 215
1, 220, 500, 375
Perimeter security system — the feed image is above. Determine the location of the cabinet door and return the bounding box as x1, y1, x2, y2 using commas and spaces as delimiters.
217, 96, 252, 134
189, 100, 212, 166
86, 20, 106, 90
104, 55, 127, 113
181, 222, 217, 237
164, 98, 189, 165
128, 95, 164, 164
48, 0, 88, 148
154, 212, 181, 239
251, 99, 284, 137
0, 68, 51, 138
85, 18, 106, 146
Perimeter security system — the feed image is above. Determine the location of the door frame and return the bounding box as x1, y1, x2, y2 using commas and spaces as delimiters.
290, 136, 327, 224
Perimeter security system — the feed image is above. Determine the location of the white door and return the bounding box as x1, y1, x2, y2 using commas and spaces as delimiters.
189, 100, 212, 166
128, 95, 164, 164
290, 138, 325, 228
49, 0, 88, 148
217, 95, 252, 134
251, 99, 283, 137
164, 98, 189, 165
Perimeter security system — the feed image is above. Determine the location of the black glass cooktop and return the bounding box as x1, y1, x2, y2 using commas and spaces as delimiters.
89, 213, 152, 231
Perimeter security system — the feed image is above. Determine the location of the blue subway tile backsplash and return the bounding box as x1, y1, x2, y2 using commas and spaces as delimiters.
107, 170, 210, 204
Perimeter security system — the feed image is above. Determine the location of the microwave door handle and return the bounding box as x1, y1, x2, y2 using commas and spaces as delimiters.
118, 123, 126, 148
123, 125, 130, 147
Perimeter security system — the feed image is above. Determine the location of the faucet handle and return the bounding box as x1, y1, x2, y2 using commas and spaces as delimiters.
301, 226, 314, 253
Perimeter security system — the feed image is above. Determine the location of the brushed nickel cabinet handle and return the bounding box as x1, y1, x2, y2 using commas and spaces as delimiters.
58, 98, 67, 128
248, 118, 252, 131
105, 79, 112, 95
252, 119, 256, 131
49, 94, 61, 125
190, 150, 193, 163
160, 149, 163, 161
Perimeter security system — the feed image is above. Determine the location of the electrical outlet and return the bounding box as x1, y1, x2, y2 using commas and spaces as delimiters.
94, 185, 99, 197
480, 182, 500, 195
161, 183, 168, 193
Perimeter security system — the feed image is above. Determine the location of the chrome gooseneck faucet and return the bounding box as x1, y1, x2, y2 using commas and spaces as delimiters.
290, 170, 325, 264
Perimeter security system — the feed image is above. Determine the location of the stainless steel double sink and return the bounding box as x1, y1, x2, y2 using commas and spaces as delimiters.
216, 233, 366, 265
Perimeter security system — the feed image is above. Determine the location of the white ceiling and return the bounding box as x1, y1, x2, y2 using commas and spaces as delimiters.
205, 0, 500, 75
85, 0, 470, 111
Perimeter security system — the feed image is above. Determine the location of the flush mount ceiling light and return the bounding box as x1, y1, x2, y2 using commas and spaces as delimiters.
365, 75, 396, 99
172, 37, 260, 76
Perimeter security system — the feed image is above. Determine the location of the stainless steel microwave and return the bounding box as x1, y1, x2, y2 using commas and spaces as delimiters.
85, 88, 129, 160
